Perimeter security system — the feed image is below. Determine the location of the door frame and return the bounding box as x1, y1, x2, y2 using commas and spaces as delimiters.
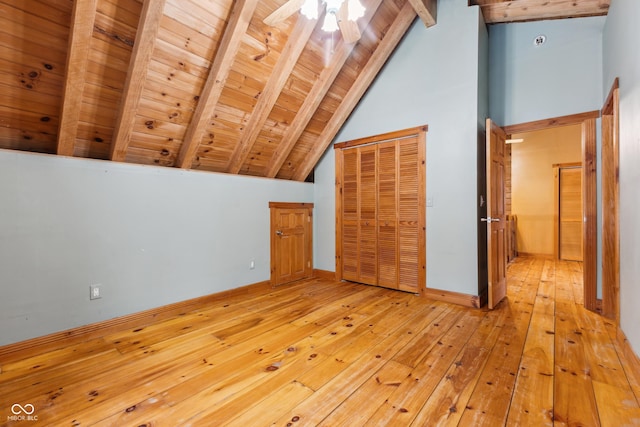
601, 78, 620, 323
503, 110, 600, 311
269, 202, 314, 287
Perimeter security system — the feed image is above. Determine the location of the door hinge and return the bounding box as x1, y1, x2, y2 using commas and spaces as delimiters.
307, 261, 311, 268
308, 215, 311, 223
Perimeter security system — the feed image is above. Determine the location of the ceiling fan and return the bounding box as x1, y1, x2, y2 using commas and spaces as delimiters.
264, 0, 366, 44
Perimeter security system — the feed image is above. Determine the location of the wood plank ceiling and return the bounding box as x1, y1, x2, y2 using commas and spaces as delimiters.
471, 0, 610, 24
1, 0, 608, 181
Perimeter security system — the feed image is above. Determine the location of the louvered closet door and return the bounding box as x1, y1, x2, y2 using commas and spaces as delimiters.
398, 136, 420, 293
377, 141, 398, 288
358, 145, 378, 285
341, 149, 359, 282
336, 126, 426, 294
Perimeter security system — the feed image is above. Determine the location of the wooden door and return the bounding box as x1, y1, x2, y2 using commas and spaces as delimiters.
358, 145, 378, 285
340, 149, 359, 282
269, 202, 313, 287
486, 119, 507, 309
377, 141, 398, 289
558, 167, 583, 261
397, 136, 424, 293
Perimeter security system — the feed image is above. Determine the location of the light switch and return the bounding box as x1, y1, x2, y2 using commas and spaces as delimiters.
426, 197, 434, 207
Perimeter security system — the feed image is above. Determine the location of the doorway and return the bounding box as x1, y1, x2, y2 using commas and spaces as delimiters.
499, 110, 600, 311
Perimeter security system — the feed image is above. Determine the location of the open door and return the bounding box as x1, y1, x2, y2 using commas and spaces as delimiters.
485, 119, 507, 309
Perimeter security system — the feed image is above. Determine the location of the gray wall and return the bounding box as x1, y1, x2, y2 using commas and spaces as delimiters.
603, 0, 640, 356
314, 0, 485, 296
0, 150, 313, 345
489, 17, 605, 125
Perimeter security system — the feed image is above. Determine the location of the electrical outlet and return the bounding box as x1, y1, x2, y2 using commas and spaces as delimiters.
90, 285, 102, 300
250, 259, 255, 270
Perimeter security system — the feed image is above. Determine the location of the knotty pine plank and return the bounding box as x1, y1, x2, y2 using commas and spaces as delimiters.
3, 266, 640, 425
0, 338, 114, 381
162, 0, 218, 39
392, 304, 466, 368
362, 310, 486, 425
0, 2, 70, 40
188, 298, 418, 425
411, 305, 511, 426
506, 260, 556, 426
146, 59, 207, 90
458, 256, 545, 426
96, 0, 143, 30
592, 380, 640, 425
95, 289, 418, 426
554, 303, 600, 425
316, 360, 414, 426
609, 325, 640, 405
158, 14, 221, 56
271, 297, 444, 426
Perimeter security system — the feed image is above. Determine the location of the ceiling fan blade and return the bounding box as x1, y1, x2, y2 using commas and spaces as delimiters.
337, 1, 361, 43
264, 0, 306, 26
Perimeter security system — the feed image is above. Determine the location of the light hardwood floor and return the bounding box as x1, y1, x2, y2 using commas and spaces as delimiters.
1, 256, 639, 426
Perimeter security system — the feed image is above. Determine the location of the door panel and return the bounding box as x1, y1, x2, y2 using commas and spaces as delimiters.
486, 119, 507, 309
341, 150, 359, 282
398, 137, 420, 293
358, 146, 378, 284
377, 142, 398, 288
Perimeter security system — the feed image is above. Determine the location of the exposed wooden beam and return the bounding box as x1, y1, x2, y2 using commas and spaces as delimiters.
337, 2, 361, 44
408, 0, 437, 27
56, 0, 97, 156
265, 0, 384, 179
264, 0, 305, 26
474, 0, 610, 24
110, 0, 166, 162
226, 13, 318, 174
177, 0, 258, 169
292, 2, 418, 181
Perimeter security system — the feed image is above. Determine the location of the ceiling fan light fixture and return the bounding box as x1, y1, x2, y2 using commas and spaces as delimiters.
300, 0, 319, 20
325, 0, 344, 14
322, 11, 340, 32
347, 0, 365, 20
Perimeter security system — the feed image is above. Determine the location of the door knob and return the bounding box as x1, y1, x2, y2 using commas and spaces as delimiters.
275, 230, 283, 236
481, 217, 500, 223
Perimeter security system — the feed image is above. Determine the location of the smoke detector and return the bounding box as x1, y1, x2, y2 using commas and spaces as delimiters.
533, 35, 547, 46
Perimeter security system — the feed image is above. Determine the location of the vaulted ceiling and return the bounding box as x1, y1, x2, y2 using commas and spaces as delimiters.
1, 0, 609, 181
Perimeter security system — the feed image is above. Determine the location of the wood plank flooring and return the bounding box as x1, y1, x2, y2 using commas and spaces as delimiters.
1, 256, 640, 426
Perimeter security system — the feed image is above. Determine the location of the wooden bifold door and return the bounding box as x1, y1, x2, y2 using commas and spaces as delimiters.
335, 126, 426, 294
